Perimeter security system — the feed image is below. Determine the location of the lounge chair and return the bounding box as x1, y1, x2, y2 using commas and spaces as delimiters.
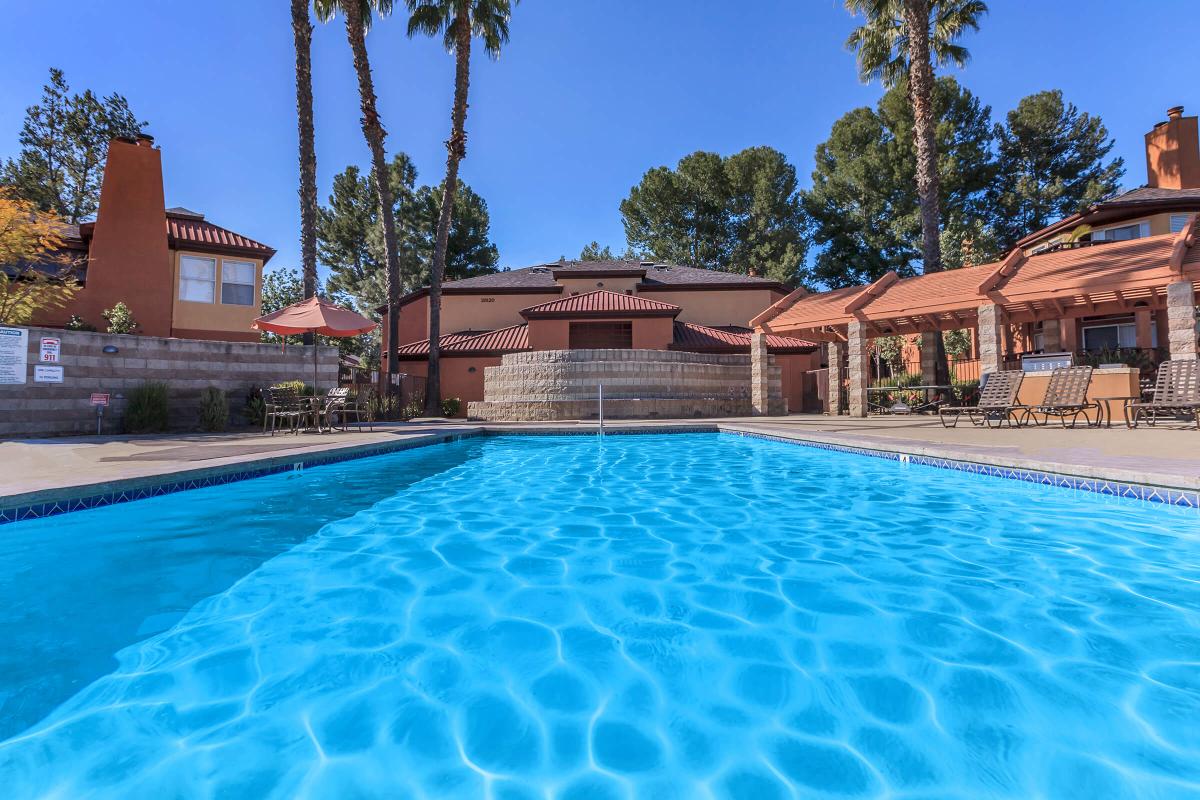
265, 387, 303, 435
320, 387, 373, 432
1020, 365, 1100, 428
938, 370, 1026, 428
1125, 359, 1200, 429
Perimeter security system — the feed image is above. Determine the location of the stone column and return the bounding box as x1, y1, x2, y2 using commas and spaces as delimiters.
1166, 280, 1199, 359
1040, 319, 1062, 352
750, 332, 770, 416
847, 320, 870, 417
826, 341, 845, 415
919, 333, 938, 384
978, 303, 1004, 374
1134, 307, 1154, 350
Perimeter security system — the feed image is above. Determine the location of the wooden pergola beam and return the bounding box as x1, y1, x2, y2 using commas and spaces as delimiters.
977, 248, 1026, 294
1168, 212, 1197, 273
843, 271, 899, 314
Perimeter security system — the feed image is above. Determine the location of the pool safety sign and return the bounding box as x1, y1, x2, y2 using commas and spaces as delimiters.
35, 365, 64, 383
0, 326, 28, 384
40, 336, 61, 363
91, 393, 110, 406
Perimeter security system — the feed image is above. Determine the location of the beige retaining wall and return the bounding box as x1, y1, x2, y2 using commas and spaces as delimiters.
468, 349, 783, 421
0, 326, 338, 438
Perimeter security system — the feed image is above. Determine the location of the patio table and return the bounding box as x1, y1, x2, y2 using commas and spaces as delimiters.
1094, 395, 1140, 429
867, 385, 954, 415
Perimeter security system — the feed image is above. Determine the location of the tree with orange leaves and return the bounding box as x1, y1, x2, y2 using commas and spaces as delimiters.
0, 191, 80, 325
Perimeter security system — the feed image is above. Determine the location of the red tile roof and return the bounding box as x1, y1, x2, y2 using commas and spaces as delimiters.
520, 289, 681, 318
764, 219, 1200, 337
167, 210, 275, 260
394, 324, 531, 356
671, 322, 816, 353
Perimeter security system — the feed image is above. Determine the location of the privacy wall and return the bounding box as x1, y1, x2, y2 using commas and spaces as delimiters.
0, 326, 337, 438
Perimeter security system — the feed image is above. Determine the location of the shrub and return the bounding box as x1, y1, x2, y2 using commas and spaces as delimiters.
123, 381, 169, 433
64, 315, 95, 331
102, 301, 138, 334
245, 387, 266, 427
441, 397, 462, 417
270, 379, 314, 396
198, 386, 228, 432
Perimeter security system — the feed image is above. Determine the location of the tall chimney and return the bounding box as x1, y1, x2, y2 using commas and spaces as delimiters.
1145, 105, 1200, 190
72, 138, 173, 336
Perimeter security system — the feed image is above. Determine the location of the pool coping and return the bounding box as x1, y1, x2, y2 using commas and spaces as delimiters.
1, 421, 1195, 523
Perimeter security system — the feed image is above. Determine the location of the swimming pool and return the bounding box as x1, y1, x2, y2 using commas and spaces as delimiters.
1, 432, 1198, 798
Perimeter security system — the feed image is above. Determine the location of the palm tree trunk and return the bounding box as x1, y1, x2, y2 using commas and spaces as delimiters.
902, 0, 949, 384
425, 9, 472, 417
344, 4, 404, 381
291, 0, 319, 347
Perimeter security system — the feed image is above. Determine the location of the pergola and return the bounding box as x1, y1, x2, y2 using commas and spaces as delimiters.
752, 215, 1200, 416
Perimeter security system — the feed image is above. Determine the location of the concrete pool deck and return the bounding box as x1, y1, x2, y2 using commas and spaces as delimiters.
1, 415, 1198, 513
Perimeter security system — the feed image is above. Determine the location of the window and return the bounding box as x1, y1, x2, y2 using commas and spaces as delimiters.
221, 260, 256, 306
179, 255, 216, 303
569, 321, 632, 349
1082, 320, 1137, 351
1091, 222, 1150, 242
1170, 213, 1192, 233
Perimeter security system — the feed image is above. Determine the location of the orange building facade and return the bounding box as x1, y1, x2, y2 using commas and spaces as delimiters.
385, 263, 820, 412
28, 136, 275, 342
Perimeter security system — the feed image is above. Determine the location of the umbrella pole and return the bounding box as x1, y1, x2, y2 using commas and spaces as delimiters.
313, 333, 319, 394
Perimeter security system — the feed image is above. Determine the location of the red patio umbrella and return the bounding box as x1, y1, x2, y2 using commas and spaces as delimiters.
252, 296, 377, 391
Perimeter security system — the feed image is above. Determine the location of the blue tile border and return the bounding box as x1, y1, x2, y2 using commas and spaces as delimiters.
721, 429, 1200, 509
2, 425, 1194, 525
0, 431, 482, 526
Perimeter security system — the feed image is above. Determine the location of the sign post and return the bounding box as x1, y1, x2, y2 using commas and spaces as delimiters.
91, 393, 110, 436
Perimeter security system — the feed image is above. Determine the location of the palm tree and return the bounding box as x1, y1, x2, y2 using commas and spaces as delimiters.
845, 0, 986, 275
846, 0, 985, 384
406, 0, 516, 416
291, 0, 320, 347
315, 0, 405, 380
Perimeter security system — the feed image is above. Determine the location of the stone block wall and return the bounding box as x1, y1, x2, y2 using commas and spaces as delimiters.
468, 349, 783, 421
0, 326, 338, 437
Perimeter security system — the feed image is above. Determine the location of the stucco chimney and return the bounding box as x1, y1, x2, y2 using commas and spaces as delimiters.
1145, 105, 1200, 189
72, 138, 173, 336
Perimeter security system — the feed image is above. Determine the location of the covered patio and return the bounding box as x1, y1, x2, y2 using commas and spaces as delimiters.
753, 215, 1200, 416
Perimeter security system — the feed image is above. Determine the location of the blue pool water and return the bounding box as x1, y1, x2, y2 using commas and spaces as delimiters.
1, 433, 1199, 799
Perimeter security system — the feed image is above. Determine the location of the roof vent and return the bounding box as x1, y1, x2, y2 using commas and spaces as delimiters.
529, 266, 551, 274
639, 261, 655, 267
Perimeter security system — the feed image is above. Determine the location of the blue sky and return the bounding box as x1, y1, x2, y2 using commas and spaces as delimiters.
1, 1, 1196, 279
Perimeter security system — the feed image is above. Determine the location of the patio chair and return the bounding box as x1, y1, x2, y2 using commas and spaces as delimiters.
1020, 365, 1100, 428
1124, 359, 1200, 429
938, 369, 1026, 428
265, 387, 303, 435
321, 387, 374, 432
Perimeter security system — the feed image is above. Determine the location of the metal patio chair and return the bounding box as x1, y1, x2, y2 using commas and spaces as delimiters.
938, 370, 1027, 428
265, 387, 304, 435
1125, 359, 1200, 429
1020, 366, 1100, 428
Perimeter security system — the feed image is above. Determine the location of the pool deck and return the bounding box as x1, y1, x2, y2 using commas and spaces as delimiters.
1, 414, 1198, 512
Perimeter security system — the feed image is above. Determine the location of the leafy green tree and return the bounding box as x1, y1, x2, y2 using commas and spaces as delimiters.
2, 68, 145, 223
405, 0, 518, 414
804, 76, 997, 287
316, 155, 498, 322
989, 90, 1124, 249
580, 241, 615, 261
620, 147, 807, 283
845, 0, 988, 276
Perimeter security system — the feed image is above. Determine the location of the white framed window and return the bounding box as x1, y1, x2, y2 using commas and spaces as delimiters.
1091, 222, 1150, 242
221, 260, 256, 306
1082, 320, 1137, 350
1170, 213, 1192, 233
179, 255, 216, 303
